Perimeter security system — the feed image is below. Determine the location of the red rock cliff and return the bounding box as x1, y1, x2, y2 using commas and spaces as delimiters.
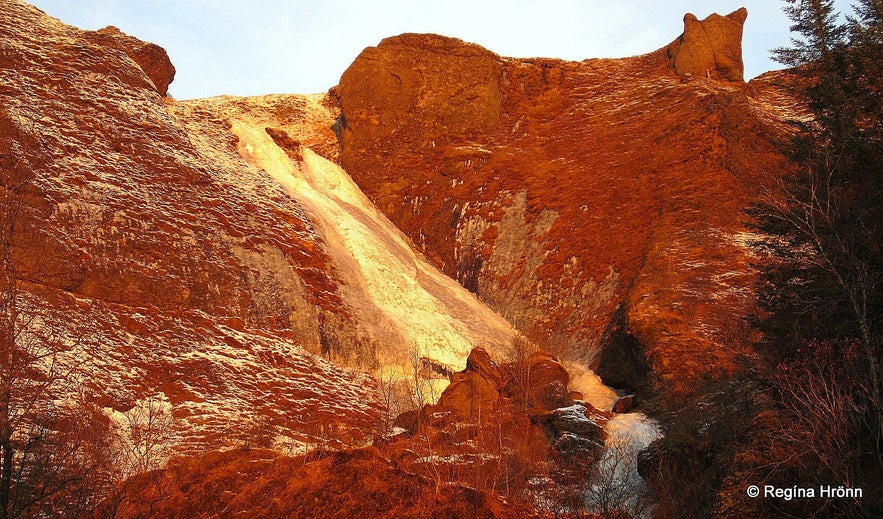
334, 8, 801, 395
1, 0, 518, 456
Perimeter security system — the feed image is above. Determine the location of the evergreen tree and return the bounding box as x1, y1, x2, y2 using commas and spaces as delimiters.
750, 0, 883, 453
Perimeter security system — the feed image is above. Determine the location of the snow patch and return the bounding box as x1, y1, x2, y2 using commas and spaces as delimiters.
554, 403, 603, 427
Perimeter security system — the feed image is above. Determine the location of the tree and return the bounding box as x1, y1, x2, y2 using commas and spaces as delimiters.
0, 112, 108, 518
772, 0, 845, 67
717, 340, 876, 517
730, 4, 883, 515
120, 395, 174, 476
375, 366, 405, 437
750, 0, 883, 448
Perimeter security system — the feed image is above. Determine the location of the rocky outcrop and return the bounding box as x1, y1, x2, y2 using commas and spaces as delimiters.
335, 9, 800, 397
436, 364, 501, 422
664, 8, 748, 82
388, 348, 608, 497
85, 25, 176, 95
101, 347, 618, 518
507, 351, 574, 411
612, 394, 636, 414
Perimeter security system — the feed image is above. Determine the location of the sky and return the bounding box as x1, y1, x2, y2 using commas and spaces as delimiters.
27, 0, 857, 100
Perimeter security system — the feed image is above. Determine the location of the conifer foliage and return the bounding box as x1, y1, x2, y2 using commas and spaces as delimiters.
740, 1, 882, 515
750, 0, 882, 435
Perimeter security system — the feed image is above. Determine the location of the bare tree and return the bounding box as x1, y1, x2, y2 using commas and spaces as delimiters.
505, 335, 538, 406
407, 345, 438, 410
0, 112, 106, 518
120, 396, 174, 476
375, 366, 404, 437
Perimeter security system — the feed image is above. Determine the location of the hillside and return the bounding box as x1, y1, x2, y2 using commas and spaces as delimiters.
0, 0, 817, 516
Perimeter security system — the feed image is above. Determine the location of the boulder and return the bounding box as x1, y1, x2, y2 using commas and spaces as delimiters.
337, 33, 503, 149
547, 403, 603, 438
612, 393, 636, 414
435, 370, 501, 423
392, 409, 421, 436
465, 347, 503, 389
517, 352, 573, 411
534, 403, 605, 467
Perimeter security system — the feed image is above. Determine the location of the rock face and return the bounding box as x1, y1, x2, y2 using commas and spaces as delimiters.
665, 8, 748, 82
0, 0, 519, 457
335, 9, 801, 396
1, 0, 375, 454
85, 25, 176, 96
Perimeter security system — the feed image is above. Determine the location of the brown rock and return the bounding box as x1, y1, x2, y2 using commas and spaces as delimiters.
612, 394, 636, 414
665, 8, 748, 82
392, 409, 420, 435
3, 0, 529, 460
435, 370, 501, 422
547, 403, 603, 438
531, 403, 605, 467
86, 25, 176, 95
504, 352, 573, 411
465, 346, 503, 389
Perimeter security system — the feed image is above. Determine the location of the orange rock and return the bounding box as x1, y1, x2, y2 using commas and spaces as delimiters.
465, 346, 504, 389
86, 25, 176, 95
334, 10, 799, 399
665, 8, 748, 82
522, 352, 573, 411
0, 0, 380, 455
435, 370, 501, 423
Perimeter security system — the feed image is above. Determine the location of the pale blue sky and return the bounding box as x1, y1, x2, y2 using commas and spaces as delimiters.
27, 1, 856, 100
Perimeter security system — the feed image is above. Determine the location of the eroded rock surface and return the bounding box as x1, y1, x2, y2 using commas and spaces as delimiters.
335, 9, 802, 397
0, 0, 518, 456
85, 25, 176, 95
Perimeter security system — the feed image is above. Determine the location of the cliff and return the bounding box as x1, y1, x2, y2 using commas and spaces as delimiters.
0, 0, 815, 514
0, 0, 520, 456
334, 9, 804, 395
